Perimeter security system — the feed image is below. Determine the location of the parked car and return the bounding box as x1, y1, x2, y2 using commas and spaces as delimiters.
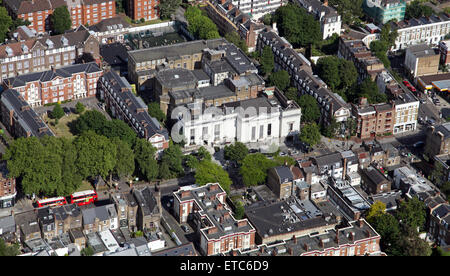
181, 225, 190, 233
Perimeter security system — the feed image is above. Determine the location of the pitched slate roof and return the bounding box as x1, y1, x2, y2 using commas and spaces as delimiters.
1, 89, 54, 137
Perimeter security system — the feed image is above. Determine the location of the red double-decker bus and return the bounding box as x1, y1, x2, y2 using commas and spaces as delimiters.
37, 197, 68, 208
70, 190, 98, 206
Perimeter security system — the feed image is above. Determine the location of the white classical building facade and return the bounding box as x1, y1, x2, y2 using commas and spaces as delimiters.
176, 90, 301, 148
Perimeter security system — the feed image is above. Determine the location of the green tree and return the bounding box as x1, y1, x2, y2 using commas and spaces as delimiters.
395, 224, 432, 256
71, 110, 108, 135
112, 138, 135, 179
274, 4, 321, 47
274, 155, 296, 166
0, 7, 13, 42
338, 59, 358, 90
321, 117, 340, 138
366, 201, 386, 221
185, 6, 220, 40
368, 212, 401, 255
268, 70, 290, 91
197, 146, 212, 161
260, 46, 275, 75
59, 138, 82, 195
297, 95, 321, 123
405, 0, 433, 20
195, 160, 232, 193
316, 56, 341, 90
240, 153, 278, 187
4, 137, 62, 196
0, 239, 20, 256
75, 102, 85, 114
225, 32, 248, 54
51, 103, 65, 124
184, 154, 200, 170
115, 0, 125, 13
299, 123, 321, 146
158, 0, 182, 20
233, 200, 245, 220
74, 131, 117, 180
395, 197, 426, 232
11, 18, 31, 31
148, 102, 166, 124
358, 78, 387, 104
51, 6, 72, 35
224, 142, 248, 163
262, 13, 272, 26
81, 246, 94, 256
329, 0, 364, 25
160, 142, 184, 179
134, 138, 158, 181
100, 120, 137, 147
285, 87, 298, 102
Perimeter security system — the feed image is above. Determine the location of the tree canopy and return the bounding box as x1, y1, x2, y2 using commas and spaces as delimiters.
0, 7, 13, 42
134, 138, 159, 181
240, 153, 278, 187
316, 56, 357, 93
195, 160, 232, 193
159, 142, 184, 180
158, 0, 182, 20
225, 32, 248, 54
148, 102, 165, 124
185, 6, 220, 40
299, 123, 321, 146
224, 142, 249, 163
405, 0, 433, 20
274, 4, 322, 48
51, 6, 72, 35
0, 239, 20, 256
268, 70, 290, 91
260, 46, 275, 76
328, 0, 364, 25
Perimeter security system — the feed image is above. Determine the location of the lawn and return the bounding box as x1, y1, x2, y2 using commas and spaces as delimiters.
46, 113, 80, 139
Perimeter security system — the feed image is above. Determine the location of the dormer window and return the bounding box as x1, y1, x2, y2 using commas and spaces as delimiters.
21, 44, 29, 54
61, 36, 68, 46
46, 39, 54, 49
5, 46, 13, 57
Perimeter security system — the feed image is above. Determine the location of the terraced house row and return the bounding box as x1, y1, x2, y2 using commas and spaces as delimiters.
4, 0, 116, 34
205, 0, 267, 52
257, 29, 351, 126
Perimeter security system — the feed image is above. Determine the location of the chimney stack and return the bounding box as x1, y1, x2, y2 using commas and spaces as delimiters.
342, 158, 348, 180
359, 219, 364, 228
293, 235, 297, 244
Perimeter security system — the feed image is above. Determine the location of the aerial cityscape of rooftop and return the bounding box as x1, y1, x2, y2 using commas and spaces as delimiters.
0, 0, 449, 261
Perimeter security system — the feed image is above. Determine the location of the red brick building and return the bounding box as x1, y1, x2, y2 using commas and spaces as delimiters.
3, 62, 103, 106
127, 0, 160, 21
173, 183, 256, 256
352, 98, 395, 140
0, 162, 16, 209
4, 0, 116, 34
